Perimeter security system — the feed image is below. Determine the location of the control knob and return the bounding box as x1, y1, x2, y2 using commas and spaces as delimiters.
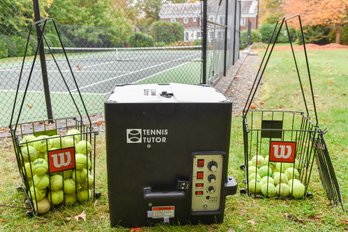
208, 161, 218, 171
208, 174, 216, 183
208, 186, 216, 194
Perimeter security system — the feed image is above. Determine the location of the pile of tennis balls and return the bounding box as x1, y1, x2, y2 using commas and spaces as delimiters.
20, 128, 94, 215
247, 154, 305, 199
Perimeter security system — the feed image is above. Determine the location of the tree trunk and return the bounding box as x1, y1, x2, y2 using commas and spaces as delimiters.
336, 23, 342, 44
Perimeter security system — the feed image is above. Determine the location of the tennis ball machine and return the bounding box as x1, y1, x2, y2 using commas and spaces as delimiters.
105, 83, 237, 227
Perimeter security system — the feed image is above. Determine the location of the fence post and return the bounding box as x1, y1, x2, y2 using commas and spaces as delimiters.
33, 0, 53, 121
202, 0, 208, 84
223, 0, 229, 76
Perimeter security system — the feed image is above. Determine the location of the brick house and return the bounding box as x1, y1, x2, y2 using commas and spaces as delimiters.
159, 2, 202, 42
240, 0, 259, 31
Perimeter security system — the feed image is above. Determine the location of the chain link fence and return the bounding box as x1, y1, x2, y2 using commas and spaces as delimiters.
1, 0, 241, 129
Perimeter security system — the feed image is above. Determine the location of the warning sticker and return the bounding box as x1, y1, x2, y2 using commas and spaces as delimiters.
151, 206, 175, 219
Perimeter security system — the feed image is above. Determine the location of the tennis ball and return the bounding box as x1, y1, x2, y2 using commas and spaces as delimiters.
276, 162, 292, 173
49, 136, 65, 149
21, 146, 38, 162
72, 168, 88, 183
288, 179, 301, 187
63, 137, 75, 148
75, 140, 92, 155
33, 174, 49, 190
33, 135, 52, 153
249, 173, 261, 181
284, 167, 300, 180
77, 189, 89, 202
64, 193, 77, 206
30, 186, 46, 201
64, 178, 76, 194
261, 183, 276, 197
75, 153, 88, 170
275, 183, 290, 197
48, 190, 64, 205
273, 172, 289, 186
259, 166, 273, 177
248, 179, 262, 194
250, 155, 265, 167
248, 166, 257, 174
62, 170, 73, 179
32, 158, 48, 175
33, 198, 51, 215
24, 162, 33, 179
66, 129, 82, 142
272, 171, 281, 178
21, 135, 37, 144
50, 174, 63, 191
80, 174, 94, 189
291, 182, 305, 199
261, 176, 274, 185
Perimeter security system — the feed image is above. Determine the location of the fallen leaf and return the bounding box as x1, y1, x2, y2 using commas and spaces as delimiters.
284, 213, 304, 223
65, 216, 72, 221
227, 229, 235, 232
94, 199, 98, 207
340, 219, 348, 225
130, 228, 143, 232
74, 211, 86, 221
27, 104, 33, 109
247, 219, 256, 225
250, 104, 257, 109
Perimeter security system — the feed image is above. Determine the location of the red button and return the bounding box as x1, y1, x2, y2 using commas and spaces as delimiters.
195, 191, 203, 195
197, 159, 205, 167
197, 171, 204, 179
196, 183, 204, 188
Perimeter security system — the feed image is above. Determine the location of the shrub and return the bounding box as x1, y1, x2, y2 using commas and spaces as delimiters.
193, 39, 202, 46
151, 21, 184, 44
251, 30, 261, 43
341, 24, 348, 45
259, 24, 275, 43
297, 25, 331, 45
240, 31, 248, 49
128, 32, 154, 47
0, 38, 8, 58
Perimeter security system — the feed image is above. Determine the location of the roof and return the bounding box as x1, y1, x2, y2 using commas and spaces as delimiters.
241, 0, 258, 18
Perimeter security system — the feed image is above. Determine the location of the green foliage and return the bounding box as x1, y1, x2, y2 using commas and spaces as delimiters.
298, 25, 332, 45
0, 38, 8, 58
128, 32, 154, 47
154, 41, 166, 47
193, 39, 202, 46
341, 24, 348, 45
151, 21, 184, 44
259, 24, 275, 43
240, 31, 248, 49
251, 30, 262, 43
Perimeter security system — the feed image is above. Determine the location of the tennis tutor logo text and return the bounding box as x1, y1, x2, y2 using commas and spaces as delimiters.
127, 129, 168, 144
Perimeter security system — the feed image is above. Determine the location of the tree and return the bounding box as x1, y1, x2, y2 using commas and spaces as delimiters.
151, 21, 184, 44
259, 0, 284, 24
284, 0, 348, 44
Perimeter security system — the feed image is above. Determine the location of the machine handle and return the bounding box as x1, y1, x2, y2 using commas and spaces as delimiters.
143, 187, 186, 200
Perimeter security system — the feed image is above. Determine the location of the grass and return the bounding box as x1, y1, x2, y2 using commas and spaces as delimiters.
1, 48, 348, 231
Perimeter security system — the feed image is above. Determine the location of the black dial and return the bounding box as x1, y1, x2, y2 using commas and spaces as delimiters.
208, 174, 216, 183
208, 186, 215, 193
208, 161, 218, 171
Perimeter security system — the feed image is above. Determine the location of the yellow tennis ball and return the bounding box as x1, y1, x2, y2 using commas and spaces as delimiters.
64, 193, 77, 206
48, 190, 64, 205
21, 135, 37, 144
72, 169, 88, 183
33, 174, 49, 190
80, 174, 94, 189
33, 198, 51, 215
75, 153, 88, 170
21, 146, 38, 162
63, 178, 76, 194
50, 174, 63, 191
63, 137, 75, 148
30, 186, 46, 201
33, 135, 52, 153
77, 189, 90, 202
24, 162, 33, 179
49, 135, 65, 149
32, 158, 48, 175
75, 140, 92, 155
62, 170, 73, 179
66, 129, 82, 142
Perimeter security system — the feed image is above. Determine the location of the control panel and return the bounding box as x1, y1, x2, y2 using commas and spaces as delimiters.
191, 153, 223, 212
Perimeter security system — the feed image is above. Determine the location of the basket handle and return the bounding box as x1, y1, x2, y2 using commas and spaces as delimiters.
242, 15, 319, 127
9, 18, 92, 132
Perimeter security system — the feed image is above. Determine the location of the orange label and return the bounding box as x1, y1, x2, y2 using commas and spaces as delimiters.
269, 141, 296, 163
48, 147, 76, 173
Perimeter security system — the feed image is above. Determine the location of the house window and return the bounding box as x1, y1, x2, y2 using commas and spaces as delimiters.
184, 18, 189, 24
197, 32, 201, 38
240, 18, 246, 26
193, 17, 197, 22
171, 18, 176, 23
185, 32, 189, 41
